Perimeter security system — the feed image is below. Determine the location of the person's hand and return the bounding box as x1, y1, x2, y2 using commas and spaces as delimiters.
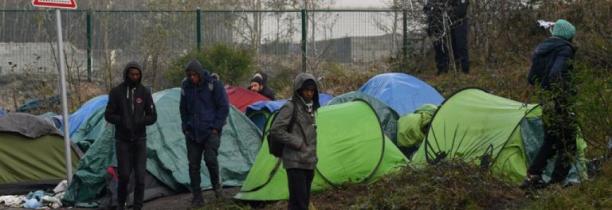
211, 128, 219, 135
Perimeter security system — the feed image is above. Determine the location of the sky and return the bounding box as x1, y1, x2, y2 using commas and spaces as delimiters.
333, 0, 387, 8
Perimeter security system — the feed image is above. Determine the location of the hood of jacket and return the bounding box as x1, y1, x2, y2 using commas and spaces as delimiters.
123, 61, 143, 87
184, 59, 211, 86
292, 73, 320, 110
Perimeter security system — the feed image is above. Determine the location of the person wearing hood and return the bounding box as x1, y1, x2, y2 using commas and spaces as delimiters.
179, 59, 229, 207
104, 61, 157, 210
248, 72, 276, 100
269, 73, 320, 210
523, 19, 578, 189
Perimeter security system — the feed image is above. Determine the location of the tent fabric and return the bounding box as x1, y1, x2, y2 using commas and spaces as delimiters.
0, 112, 61, 138
410, 88, 587, 183
64, 88, 262, 205
38, 112, 63, 129
327, 91, 400, 142
226, 86, 269, 112
235, 100, 408, 201
0, 132, 80, 194
396, 104, 438, 148
246, 94, 334, 131
64, 95, 108, 137
359, 73, 444, 116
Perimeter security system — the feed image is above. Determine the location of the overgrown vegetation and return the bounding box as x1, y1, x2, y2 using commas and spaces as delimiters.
165, 44, 255, 87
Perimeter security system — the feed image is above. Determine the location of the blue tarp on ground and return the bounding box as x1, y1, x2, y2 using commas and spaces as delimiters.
359, 73, 444, 116
64, 95, 108, 137
246, 93, 333, 131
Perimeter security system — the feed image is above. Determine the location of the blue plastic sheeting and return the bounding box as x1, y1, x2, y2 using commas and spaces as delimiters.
359, 73, 444, 116
246, 93, 334, 131
246, 93, 333, 113
64, 95, 108, 137
0, 107, 5, 118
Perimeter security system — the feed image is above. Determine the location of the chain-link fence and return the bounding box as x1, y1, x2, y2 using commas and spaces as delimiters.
0, 9, 428, 90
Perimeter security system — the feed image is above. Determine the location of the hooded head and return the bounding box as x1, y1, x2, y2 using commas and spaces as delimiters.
123, 61, 143, 88
292, 73, 320, 110
551, 19, 576, 41
184, 59, 209, 85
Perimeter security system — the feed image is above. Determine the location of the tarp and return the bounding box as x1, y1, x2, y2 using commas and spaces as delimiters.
246, 93, 334, 131
410, 88, 587, 183
64, 88, 262, 204
359, 73, 444, 116
63, 95, 108, 137
0, 112, 61, 138
0, 107, 6, 118
226, 86, 269, 112
235, 100, 408, 201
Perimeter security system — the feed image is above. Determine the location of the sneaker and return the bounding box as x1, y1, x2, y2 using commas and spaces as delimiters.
214, 188, 224, 200
520, 174, 546, 189
191, 192, 204, 208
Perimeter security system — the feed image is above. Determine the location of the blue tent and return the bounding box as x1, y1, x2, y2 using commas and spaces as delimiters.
359, 73, 444, 116
246, 93, 334, 131
63, 95, 108, 137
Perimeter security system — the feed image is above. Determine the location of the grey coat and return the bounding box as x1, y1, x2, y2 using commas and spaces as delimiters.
269, 73, 320, 170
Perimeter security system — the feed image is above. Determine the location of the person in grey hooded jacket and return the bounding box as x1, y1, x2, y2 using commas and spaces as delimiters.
269, 73, 320, 210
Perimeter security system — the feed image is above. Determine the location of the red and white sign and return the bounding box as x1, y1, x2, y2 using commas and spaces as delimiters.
32, 0, 77, 9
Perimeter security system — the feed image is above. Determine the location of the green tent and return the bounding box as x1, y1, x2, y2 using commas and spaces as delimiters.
0, 113, 80, 194
235, 100, 408, 201
64, 88, 262, 205
411, 88, 587, 183
327, 91, 400, 143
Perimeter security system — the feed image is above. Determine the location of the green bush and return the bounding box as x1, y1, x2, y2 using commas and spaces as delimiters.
165, 44, 254, 87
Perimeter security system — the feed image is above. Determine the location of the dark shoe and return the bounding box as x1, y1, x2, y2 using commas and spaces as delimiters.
191, 191, 204, 208
214, 188, 224, 199
520, 174, 546, 189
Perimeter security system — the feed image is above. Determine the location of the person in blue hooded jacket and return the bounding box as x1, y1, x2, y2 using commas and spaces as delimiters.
179, 60, 229, 207
523, 19, 578, 188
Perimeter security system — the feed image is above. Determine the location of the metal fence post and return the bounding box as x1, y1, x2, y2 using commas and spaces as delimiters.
301, 9, 307, 73
196, 9, 202, 51
402, 9, 409, 70
86, 10, 92, 81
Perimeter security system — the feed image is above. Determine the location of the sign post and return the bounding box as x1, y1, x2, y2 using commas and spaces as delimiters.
31, 0, 77, 184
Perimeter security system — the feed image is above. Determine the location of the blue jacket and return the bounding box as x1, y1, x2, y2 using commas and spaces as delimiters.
528, 36, 576, 90
179, 60, 229, 142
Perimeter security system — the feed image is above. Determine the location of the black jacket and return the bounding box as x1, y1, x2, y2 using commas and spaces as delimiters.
528, 37, 576, 90
424, 0, 469, 36
105, 62, 157, 141
259, 86, 276, 100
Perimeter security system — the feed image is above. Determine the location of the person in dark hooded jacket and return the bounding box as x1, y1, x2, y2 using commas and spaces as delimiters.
523, 19, 578, 188
104, 61, 157, 210
248, 71, 276, 100
269, 73, 320, 210
179, 59, 229, 207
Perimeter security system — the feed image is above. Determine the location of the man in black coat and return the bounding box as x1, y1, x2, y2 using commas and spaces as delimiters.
424, 0, 470, 75
104, 61, 157, 210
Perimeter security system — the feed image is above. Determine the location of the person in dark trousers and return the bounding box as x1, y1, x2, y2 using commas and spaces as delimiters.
269, 73, 320, 210
248, 72, 276, 100
104, 61, 157, 210
523, 19, 577, 188
424, 0, 470, 75
179, 60, 230, 208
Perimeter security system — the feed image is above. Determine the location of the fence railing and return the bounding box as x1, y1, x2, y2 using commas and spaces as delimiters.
0, 9, 427, 87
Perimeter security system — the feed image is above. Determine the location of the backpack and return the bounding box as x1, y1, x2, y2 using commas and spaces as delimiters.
267, 100, 298, 157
